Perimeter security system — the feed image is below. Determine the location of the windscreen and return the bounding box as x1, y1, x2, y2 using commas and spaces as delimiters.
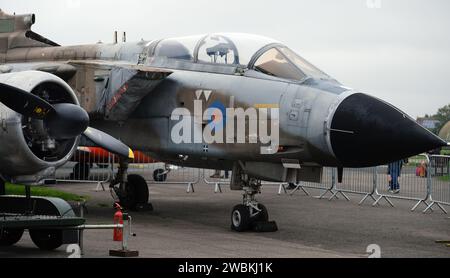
254, 46, 329, 81
278, 46, 329, 79
254, 48, 306, 81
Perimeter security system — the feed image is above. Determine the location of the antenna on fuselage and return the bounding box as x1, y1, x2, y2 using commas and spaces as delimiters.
113, 31, 118, 44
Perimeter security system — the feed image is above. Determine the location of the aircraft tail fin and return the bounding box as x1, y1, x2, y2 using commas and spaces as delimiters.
0, 9, 59, 52
0, 9, 35, 32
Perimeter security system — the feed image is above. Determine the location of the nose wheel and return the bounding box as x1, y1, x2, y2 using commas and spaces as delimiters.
110, 160, 153, 211
231, 205, 251, 232
117, 174, 151, 211
230, 179, 277, 232
231, 203, 271, 232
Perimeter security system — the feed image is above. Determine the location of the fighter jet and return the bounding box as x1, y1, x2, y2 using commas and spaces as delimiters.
0, 10, 446, 232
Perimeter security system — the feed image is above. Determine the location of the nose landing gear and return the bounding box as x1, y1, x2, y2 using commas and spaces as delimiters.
110, 160, 152, 211
230, 178, 277, 232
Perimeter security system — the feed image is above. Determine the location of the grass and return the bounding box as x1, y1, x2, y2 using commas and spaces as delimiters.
439, 175, 450, 182
5, 183, 87, 202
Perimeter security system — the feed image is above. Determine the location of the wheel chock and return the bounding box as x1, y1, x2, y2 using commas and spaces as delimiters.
109, 249, 139, 257
252, 221, 278, 232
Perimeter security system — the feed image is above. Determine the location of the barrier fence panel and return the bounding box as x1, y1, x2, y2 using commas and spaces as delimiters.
262, 181, 294, 195
373, 154, 431, 211
202, 169, 293, 194
54, 149, 448, 215
54, 149, 113, 189
276, 182, 310, 196
125, 157, 201, 193
202, 169, 231, 193
288, 167, 337, 199
61, 148, 201, 192
424, 155, 449, 214
334, 167, 376, 205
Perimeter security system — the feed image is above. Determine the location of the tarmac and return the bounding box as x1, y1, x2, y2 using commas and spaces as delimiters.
1, 175, 449, 258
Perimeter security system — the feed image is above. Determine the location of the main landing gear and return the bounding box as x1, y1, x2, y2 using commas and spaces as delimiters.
109, 159, 152, 211
230, 177, 278, 233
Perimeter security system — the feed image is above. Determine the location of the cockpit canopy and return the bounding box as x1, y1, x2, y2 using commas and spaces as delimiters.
151, 33, 329, 81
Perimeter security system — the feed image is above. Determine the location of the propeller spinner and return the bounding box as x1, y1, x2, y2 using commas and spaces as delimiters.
0, 82, 133, 159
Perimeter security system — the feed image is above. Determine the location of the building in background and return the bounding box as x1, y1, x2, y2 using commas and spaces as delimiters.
438, 121, 450, 142
416, 116, 440, 131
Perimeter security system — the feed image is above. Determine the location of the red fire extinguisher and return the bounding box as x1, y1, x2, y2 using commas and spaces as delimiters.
113, 203, 123, 241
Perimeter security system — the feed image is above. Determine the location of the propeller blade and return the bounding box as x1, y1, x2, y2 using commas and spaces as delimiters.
83, 127, 134, 159
0, 83, 54, 119
46, 103, 89, 140
0, 83, 90, 140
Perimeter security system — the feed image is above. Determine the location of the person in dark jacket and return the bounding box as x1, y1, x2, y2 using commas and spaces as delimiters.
387, 160, 403, 194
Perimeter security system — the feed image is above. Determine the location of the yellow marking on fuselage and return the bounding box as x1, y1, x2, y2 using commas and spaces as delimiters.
254, 103, 279, 109
128, 148, 135, 159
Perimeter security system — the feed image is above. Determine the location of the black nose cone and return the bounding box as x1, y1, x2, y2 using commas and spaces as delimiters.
330, 93, 447, 167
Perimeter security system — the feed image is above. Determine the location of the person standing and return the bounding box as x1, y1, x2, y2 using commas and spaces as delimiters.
388, 159, 403, 194
416, 160, 427, 178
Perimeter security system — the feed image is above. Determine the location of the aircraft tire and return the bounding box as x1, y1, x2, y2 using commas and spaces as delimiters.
29, 229, 63, 250
231, 204, 251, 232
153, 169, 167, 182
120, 174, 149, 210
0, 229, 24, 246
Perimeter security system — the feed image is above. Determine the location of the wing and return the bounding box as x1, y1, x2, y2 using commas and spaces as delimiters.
0, 62, 77, 80
68, 60, 172, 121
2, 60, 172, 121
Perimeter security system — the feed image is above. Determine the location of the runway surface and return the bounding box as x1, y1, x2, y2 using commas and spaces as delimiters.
1, 179, 449, 258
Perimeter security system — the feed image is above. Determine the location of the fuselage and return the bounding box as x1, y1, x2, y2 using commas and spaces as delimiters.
2, 33, 445, 170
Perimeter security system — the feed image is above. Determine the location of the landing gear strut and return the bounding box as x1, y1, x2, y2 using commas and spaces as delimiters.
110, 160, 152, 211
230, 177, 277, 232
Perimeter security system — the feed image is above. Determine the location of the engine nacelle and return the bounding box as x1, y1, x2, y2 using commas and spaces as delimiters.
0, 71, 80, 184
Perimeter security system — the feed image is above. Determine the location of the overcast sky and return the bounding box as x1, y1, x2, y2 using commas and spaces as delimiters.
1, 0, 449, 118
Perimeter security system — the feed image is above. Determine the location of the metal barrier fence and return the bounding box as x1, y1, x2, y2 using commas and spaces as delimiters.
334, 167, 377, 205
54, 149, 201, 193
53, 148, 113, 190
424, 155, 450, 213
275, 167, 338, 199
128, 162, 201, 193
261, 154, 447, 214
374, 154, 431, 211
295, 167, 337, 199
200, 169, 298, 196
202, 168, 231, 193
59, 150, 449, 214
